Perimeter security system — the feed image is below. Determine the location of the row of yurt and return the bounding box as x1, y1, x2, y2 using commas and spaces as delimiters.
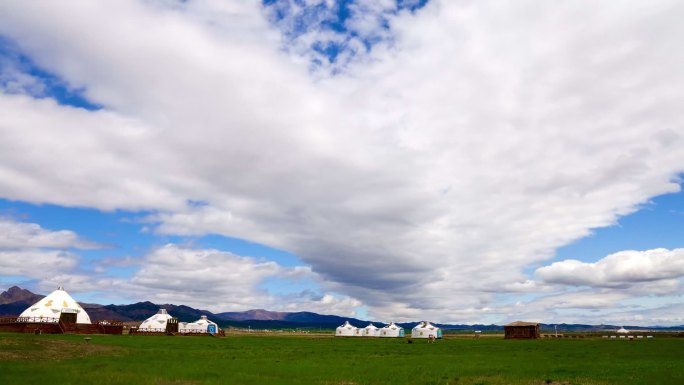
134, 308, 221, 335
180, 315, 219, 334
0, 286, 123, 334
411, 321, 442, 339
335, 321, 408, 337
335, 321, 443, 338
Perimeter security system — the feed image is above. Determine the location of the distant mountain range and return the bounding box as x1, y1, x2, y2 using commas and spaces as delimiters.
1, 286, 681, 331
0, 286, 43, 305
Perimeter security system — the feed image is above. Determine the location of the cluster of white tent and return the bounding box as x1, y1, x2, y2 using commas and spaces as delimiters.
336, 321, 406, 337
15, 286, 221, 336
18, 286, 442, 339
138, 308, 220, 334
181, 315, 219, 334
335, 321, 442, 339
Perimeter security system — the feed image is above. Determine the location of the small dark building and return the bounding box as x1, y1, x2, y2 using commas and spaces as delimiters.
504, 321, 540, 339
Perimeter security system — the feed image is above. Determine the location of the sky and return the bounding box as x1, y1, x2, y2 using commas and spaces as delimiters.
0, 0, 683, 326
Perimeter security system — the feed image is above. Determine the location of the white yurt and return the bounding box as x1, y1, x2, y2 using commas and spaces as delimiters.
138, 309, 174, 331
179, 315, 220, 334
19, 286, 91, 324
335, 321, 358, 337
616, 326, 630, 334
412, 321, 442, 339
379, 322, 405, 338
363, 323, 380, 337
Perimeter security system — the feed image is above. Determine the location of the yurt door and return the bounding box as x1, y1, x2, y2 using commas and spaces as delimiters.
59, 312, 77, 324
207, 324, 216, 334
166, 318, 179, 333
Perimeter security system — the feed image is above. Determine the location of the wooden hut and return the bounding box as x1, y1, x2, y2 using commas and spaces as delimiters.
504, 321, 540, 339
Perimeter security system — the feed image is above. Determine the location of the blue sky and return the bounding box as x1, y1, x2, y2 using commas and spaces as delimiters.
555, 188, 684, 262
0, 0, 683, 325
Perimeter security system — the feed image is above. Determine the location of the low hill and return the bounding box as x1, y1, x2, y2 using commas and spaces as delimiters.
216, 309, 368, 326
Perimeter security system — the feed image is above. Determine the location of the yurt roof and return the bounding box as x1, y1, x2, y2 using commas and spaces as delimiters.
195, 315, 217, 325
364, 323, 378, 329
139, 308, 174, 329
19, 286, 91, 324
414, 322, 439, 329
151, 308, 171, 317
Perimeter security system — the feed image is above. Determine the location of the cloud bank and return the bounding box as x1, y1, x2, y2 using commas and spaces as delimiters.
0, 0, 683, 324
537, 248, 684, 293
0, 218, 85, 281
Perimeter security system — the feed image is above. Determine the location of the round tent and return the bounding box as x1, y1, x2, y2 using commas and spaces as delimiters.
379, 322, 405, 338
616, 326, 630, 334
363, 323, 380, 337
19, 286, 91, 324
138, 309, 174, 331
411, 321, 442, 339
335, 321, 358, 337
180, 315, 220, 334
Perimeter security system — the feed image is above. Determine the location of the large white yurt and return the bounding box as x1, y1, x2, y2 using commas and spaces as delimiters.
616, 326, 630, 334
335, 321, 358, 337
138, 309, 174, 331
179, 315, 219, 334
379, 322, 405, 338
363, 323, 380, 337
411, 321, 442, 339
19, 286, 91, 324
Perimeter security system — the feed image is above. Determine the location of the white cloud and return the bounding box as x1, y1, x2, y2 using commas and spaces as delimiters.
527, 291, 630, 311
536, 248, 684, 291
0, 249, 79, 278
595, 302, 684, 326
130, 244, 281, 302
0, 218, 101, 287
500, 292, 684, 326
0, 217, 100, 249
0, 0, 683, 323
0, 64, 46, 97
13, 242, 360, 315
122, 244, 359, 313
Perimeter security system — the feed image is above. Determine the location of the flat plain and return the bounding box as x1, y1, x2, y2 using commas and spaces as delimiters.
0, 333, 682, 385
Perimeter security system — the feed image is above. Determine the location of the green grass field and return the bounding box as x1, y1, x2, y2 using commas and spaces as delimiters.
0, 333, 682, 385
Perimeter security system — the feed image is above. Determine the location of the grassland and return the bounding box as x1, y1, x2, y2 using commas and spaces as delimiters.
0, 333, 682, 385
